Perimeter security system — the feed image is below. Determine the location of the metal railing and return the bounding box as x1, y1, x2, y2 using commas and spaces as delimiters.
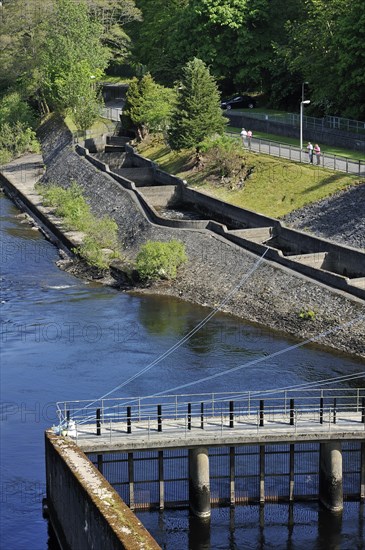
233, 111, 365, 135
227, 132, 365, 176
56, 388, 365, 435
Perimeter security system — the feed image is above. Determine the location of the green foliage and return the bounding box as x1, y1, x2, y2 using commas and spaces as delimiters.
298, 308, 317, 321
168, 58, 227, 150
198, 135, 244, 178
0, 92, 37, 127
0, 92, 40, 162
36, 0, 110, 127
0, 122, 40, 164
36, 181, 120, 268
136, 240, 188, 281
123, 74, 175, 139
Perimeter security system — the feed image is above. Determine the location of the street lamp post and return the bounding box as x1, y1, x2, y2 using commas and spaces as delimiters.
300, 99, 310, 152
301, 81, 308, 103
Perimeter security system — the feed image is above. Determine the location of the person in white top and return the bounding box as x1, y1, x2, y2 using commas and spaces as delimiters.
240, 127, 248, 146
307, 142, 313, 164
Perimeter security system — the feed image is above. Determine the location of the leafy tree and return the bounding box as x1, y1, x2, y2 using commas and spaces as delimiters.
87, 0, 142, 64
0, 92, 39, 163
0, 92, 37, 127
168, 57, 226, 150
284, 0, 365, 118
123, 74, 175, 139
38, 0, 110, 114
332, 0, 365, 119
128, 0, 189, 84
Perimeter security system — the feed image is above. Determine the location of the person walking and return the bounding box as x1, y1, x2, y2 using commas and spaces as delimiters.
247, 129, 253, 149
240, 127, 247, 147
314, 143, 321, 165
307, 142, 313, 164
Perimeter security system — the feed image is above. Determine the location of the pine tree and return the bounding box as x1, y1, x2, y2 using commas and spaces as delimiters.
168, 58, 226, 150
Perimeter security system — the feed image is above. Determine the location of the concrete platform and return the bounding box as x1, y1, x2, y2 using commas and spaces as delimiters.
69, 411, 365, 453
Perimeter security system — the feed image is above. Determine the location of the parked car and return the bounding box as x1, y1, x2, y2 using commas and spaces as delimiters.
221, 95, 257, 110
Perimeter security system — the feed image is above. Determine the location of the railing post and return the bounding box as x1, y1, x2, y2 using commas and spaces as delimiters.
260, 400, 264, 427
229, 401, 234, 428
200, 402, 204, 429
333, 398, 337, 424
362, 397, 365, 424
96, 408, 101, 436
158, 404, 162, 432
320, 397, 324, 424
127, 406, 132, 434
290, 399, 294, 426
188, 403, 191, 430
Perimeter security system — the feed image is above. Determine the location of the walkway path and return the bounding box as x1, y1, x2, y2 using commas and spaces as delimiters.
229, 134, 365, 176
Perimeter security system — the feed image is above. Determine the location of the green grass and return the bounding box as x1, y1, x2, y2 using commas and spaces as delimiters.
137, 137, 363, 219
65, 114, 115, 135
36, 181, 121, 268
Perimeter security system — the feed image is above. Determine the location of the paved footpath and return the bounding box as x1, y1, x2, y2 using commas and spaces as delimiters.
0, 153, 84, 246
227, 133, 365, 176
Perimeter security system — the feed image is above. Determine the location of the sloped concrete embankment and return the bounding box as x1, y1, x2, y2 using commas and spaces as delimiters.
37, 116, 365, 358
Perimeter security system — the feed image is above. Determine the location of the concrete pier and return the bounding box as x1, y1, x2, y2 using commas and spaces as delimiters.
319, 441, 343, 512
189, 447, 211, 518
45, 431, 160, 549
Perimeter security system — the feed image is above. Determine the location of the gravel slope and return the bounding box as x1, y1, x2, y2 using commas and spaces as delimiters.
283, 183, 365, 250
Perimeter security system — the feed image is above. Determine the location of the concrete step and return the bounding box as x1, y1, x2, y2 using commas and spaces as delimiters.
229, 226, 273, 243
106, 136, 130, 146
113, 167, 154, 185
104, 144, 125, 153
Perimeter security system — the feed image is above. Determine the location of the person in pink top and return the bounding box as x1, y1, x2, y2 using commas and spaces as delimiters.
314, 143, 321, 165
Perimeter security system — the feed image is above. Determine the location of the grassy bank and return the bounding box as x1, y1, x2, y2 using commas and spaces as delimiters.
136, 137, 363, 219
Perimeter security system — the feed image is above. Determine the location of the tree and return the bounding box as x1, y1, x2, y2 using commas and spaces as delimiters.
0, 0, 141, 107
168, 57, 226, 150
284, 0, 365, 118
123, 74, 175, 140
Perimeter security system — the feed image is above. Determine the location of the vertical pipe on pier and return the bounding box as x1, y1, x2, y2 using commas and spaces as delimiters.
319, 441, 343, 512
260, 445, 265, 504
360, 442, 365, 501
189, 447, 211, 518
230, 447, 235, 506
159, 450, 164, 510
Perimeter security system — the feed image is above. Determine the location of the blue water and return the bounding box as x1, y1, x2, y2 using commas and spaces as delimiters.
0, 194, 364, 549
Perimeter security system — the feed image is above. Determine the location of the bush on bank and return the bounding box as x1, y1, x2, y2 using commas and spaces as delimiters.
136, 240, 188, 281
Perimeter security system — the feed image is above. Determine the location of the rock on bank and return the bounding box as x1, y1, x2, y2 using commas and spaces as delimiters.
37, 116, 365, 358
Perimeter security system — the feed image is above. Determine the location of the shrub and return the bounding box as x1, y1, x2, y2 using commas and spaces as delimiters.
198, 135, 244, 178
136, 240, 187, 281
0, 92, 40, 162
298, 308, 317, 320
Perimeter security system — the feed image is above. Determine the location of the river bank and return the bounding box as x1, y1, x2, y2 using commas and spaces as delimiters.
1, 115, 364, 359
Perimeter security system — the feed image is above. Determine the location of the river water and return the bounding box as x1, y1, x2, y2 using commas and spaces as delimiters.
0, 193, 364, 549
